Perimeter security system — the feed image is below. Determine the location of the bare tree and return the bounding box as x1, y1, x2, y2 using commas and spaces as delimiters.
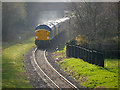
70, 2, 118, 47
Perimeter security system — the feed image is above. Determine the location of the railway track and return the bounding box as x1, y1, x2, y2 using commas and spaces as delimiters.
31, 47, 79, 89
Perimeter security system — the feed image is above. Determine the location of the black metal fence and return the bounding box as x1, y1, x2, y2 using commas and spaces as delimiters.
66, 43, 104, 67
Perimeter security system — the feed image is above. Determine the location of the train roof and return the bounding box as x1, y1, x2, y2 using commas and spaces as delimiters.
35, 17, 70, 31
35, 24, 51, 32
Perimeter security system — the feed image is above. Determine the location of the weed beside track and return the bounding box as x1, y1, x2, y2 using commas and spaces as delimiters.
52, 45, 119, 89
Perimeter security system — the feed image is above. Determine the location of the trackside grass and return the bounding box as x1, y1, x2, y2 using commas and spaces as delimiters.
53, 45, 119, 89
2, 37, 35, 88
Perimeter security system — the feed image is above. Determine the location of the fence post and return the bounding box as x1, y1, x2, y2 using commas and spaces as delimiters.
97, 52, 104, 67
66, 43, 70, 57
71, 45, 74, 57
69, 45, 72, 57
95, 50, 98, 65
92, 50, 96, 65
89, 50, 92, 63
86, 49, 89, 63
81, 47, 83, 60
77, 46, 79, 58
83, 48, 86, 61
73, 45, 76, 58
75, 46, 78, 58
79, 47, 81, 59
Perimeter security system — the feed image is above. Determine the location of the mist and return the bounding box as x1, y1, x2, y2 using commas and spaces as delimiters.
2, 2, 71, 42
37, 10, 64, 23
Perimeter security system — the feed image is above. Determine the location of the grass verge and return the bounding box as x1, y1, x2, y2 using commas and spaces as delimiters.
2, 37, 35, 88
53, 45, 119, 89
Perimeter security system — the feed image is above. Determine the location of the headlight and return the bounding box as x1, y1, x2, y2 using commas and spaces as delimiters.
47, 36, 49, 39
36, 36, 38, 39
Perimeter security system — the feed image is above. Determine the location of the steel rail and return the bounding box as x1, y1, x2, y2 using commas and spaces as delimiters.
32, 47, 79, 89
32, 47, 61, 89
44, 50, 79, 90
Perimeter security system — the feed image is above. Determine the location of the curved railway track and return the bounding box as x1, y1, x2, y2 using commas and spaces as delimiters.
31, 47, 79, 89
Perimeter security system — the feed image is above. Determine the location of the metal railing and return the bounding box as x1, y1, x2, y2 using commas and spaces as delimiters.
66, 43, 104, 67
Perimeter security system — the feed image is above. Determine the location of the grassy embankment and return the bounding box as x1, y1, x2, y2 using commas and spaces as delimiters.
0, 44, 2, 89
2, 37, 35, 88
52, 45, 119, 89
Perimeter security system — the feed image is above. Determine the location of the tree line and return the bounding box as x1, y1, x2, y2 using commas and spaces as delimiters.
2, 2, 67, 42
70, 2, 119, 51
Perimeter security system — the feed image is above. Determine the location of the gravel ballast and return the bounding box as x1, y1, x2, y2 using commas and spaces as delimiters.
23, 30, 85, 89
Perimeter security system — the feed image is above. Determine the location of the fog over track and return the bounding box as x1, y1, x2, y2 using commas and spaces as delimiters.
2, 2, 71, 42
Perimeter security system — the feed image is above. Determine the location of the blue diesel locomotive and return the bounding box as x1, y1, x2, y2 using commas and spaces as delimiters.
35, 17, 70, 48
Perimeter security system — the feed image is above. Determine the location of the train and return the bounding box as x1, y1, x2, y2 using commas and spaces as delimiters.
35, 17, 71, 48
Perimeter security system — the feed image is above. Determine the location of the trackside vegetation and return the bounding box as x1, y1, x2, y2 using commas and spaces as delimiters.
2, 37, 35, 88
53, 45, 119, 89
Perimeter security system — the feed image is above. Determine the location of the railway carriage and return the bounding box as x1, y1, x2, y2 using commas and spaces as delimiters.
35, 17, 70, 48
